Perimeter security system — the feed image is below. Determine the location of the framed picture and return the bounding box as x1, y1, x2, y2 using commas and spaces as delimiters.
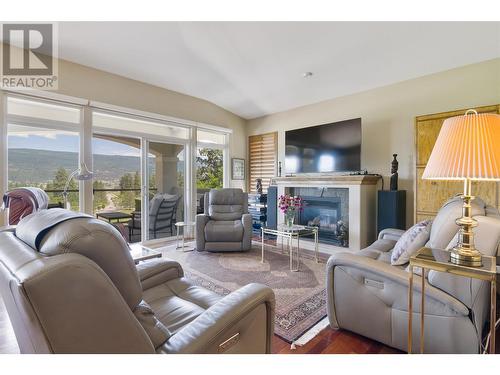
231, 158, 245, 180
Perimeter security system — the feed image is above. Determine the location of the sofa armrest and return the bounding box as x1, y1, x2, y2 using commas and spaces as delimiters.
378, 228, 406, 241
196, 214, 209, 251
0, 225, 16, 233
326, 253, 469, 319
241, 213, 252, 251
136, 259, 184, 290
159, 283, 275, 354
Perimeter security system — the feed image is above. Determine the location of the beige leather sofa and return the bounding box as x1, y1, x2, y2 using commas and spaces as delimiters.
327, 196, 500, 353
0, 209, 275, 353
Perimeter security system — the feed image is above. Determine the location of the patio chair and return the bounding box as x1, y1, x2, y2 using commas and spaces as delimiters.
128, 194, 180, 240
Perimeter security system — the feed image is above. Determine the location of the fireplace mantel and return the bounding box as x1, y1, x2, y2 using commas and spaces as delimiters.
271, 174, 379, 254
272, 174, 380, 186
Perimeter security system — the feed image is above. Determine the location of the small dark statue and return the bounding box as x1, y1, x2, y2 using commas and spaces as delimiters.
336, 220, 349, 248
390, 154, 399, 191
256, 178, 263, 194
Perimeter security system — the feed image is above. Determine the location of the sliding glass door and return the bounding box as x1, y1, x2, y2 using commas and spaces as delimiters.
91, 134, 142, 242
144, 140, 185, 242
92, 110, 188, 243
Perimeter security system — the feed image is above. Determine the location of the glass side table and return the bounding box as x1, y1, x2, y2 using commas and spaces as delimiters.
129, 243, 162, 264
408, 247, 496, 354
261, 224, 319, 272
175, 221, 196, 252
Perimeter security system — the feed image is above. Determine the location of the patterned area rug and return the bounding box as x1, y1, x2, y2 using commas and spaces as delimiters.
156, 242, 327, 343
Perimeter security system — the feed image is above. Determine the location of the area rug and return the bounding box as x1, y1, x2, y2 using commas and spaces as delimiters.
156, 242, 327, 343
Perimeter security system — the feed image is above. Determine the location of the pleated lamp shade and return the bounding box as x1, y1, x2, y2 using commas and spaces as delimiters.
422, 112, 500, 181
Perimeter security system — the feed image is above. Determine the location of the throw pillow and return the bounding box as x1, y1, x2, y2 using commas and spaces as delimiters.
391, 220, 432, 266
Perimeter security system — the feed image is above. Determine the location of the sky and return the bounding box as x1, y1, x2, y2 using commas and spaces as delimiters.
8, 133, 141, 156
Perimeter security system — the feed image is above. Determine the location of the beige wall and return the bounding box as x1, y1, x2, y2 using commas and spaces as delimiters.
246, 59, 500, 226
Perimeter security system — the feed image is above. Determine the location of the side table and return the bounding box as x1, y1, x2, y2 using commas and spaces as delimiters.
408, 247, 496, 353
175, 221, 196, 252
129, 243, 162, 264
261, 224, 319, 272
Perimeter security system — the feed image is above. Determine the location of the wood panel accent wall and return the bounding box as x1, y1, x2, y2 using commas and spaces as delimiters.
248, 132, 278, 194
415, 104, 500, 222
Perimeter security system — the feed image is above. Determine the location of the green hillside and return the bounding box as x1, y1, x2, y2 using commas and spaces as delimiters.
8, 148, 145, 184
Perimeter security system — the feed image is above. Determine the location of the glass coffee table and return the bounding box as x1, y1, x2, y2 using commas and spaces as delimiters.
261, 224, 319, 272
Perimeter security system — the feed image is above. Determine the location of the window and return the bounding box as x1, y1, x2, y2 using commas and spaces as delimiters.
6, 97, 82, 210
196, 147, 223, 189
196, 129, 227, 190
93, 111, 189, 139
197, 129, 225, 145
7, 97, 81, 124
195, 129, 227, 213
248, 132, 277, 194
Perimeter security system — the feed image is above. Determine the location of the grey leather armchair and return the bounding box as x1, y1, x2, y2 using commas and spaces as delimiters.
196, 188, 252, 252
0, 209, 275, 353
327, 196, 500, 353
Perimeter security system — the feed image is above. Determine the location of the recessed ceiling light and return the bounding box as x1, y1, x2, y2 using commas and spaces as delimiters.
302, 72, 313, 78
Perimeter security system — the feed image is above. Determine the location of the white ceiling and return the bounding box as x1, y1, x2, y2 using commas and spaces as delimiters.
55, 22, 500, 119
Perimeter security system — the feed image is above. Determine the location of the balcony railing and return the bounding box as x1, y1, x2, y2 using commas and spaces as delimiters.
44, 188, 157, 194
44, 188, 157, 210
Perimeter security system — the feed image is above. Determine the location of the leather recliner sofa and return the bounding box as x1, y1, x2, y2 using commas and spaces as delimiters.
326, 196, 500, 353
0, 209, 275, 354
196, 188, 252, 252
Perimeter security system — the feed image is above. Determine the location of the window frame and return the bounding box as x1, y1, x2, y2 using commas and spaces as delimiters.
4, 94, 85, 210
0, 91, 233, 231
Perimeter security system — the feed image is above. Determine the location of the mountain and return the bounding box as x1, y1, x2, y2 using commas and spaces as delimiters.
8, 148, 147, 184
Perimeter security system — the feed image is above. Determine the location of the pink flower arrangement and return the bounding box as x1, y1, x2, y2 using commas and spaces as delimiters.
278, 194, 304, 213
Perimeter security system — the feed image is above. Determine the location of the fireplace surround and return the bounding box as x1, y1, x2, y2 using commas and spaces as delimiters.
272, 175, 378, 253
288, 187, 349, 247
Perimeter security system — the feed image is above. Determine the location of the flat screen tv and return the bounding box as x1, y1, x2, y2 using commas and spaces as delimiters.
285, 118, 361, 174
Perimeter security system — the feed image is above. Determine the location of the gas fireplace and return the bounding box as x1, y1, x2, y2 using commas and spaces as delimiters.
288, 187, 349, 247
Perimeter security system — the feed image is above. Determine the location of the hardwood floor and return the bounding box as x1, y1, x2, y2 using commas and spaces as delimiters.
273, 328, 399, 354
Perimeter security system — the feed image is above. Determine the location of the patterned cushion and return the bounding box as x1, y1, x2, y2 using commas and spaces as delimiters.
391, 220, 432, 266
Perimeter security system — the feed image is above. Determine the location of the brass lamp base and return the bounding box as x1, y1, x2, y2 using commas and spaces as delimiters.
450, 179, 482, 267
450, 247, 482, 267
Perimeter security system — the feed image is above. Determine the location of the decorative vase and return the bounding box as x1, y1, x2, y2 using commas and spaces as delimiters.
284, 210, 295, 227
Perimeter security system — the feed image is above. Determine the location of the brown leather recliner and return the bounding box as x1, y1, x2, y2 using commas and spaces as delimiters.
0, 209, 275, 354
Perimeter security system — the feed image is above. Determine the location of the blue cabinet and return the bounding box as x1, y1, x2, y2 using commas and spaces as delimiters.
377, 190, 406, 234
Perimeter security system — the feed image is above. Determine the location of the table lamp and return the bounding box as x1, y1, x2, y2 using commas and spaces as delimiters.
422, 110, 500, 267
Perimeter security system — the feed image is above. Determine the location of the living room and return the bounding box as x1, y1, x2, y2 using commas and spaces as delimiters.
1, 1, 500, 373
